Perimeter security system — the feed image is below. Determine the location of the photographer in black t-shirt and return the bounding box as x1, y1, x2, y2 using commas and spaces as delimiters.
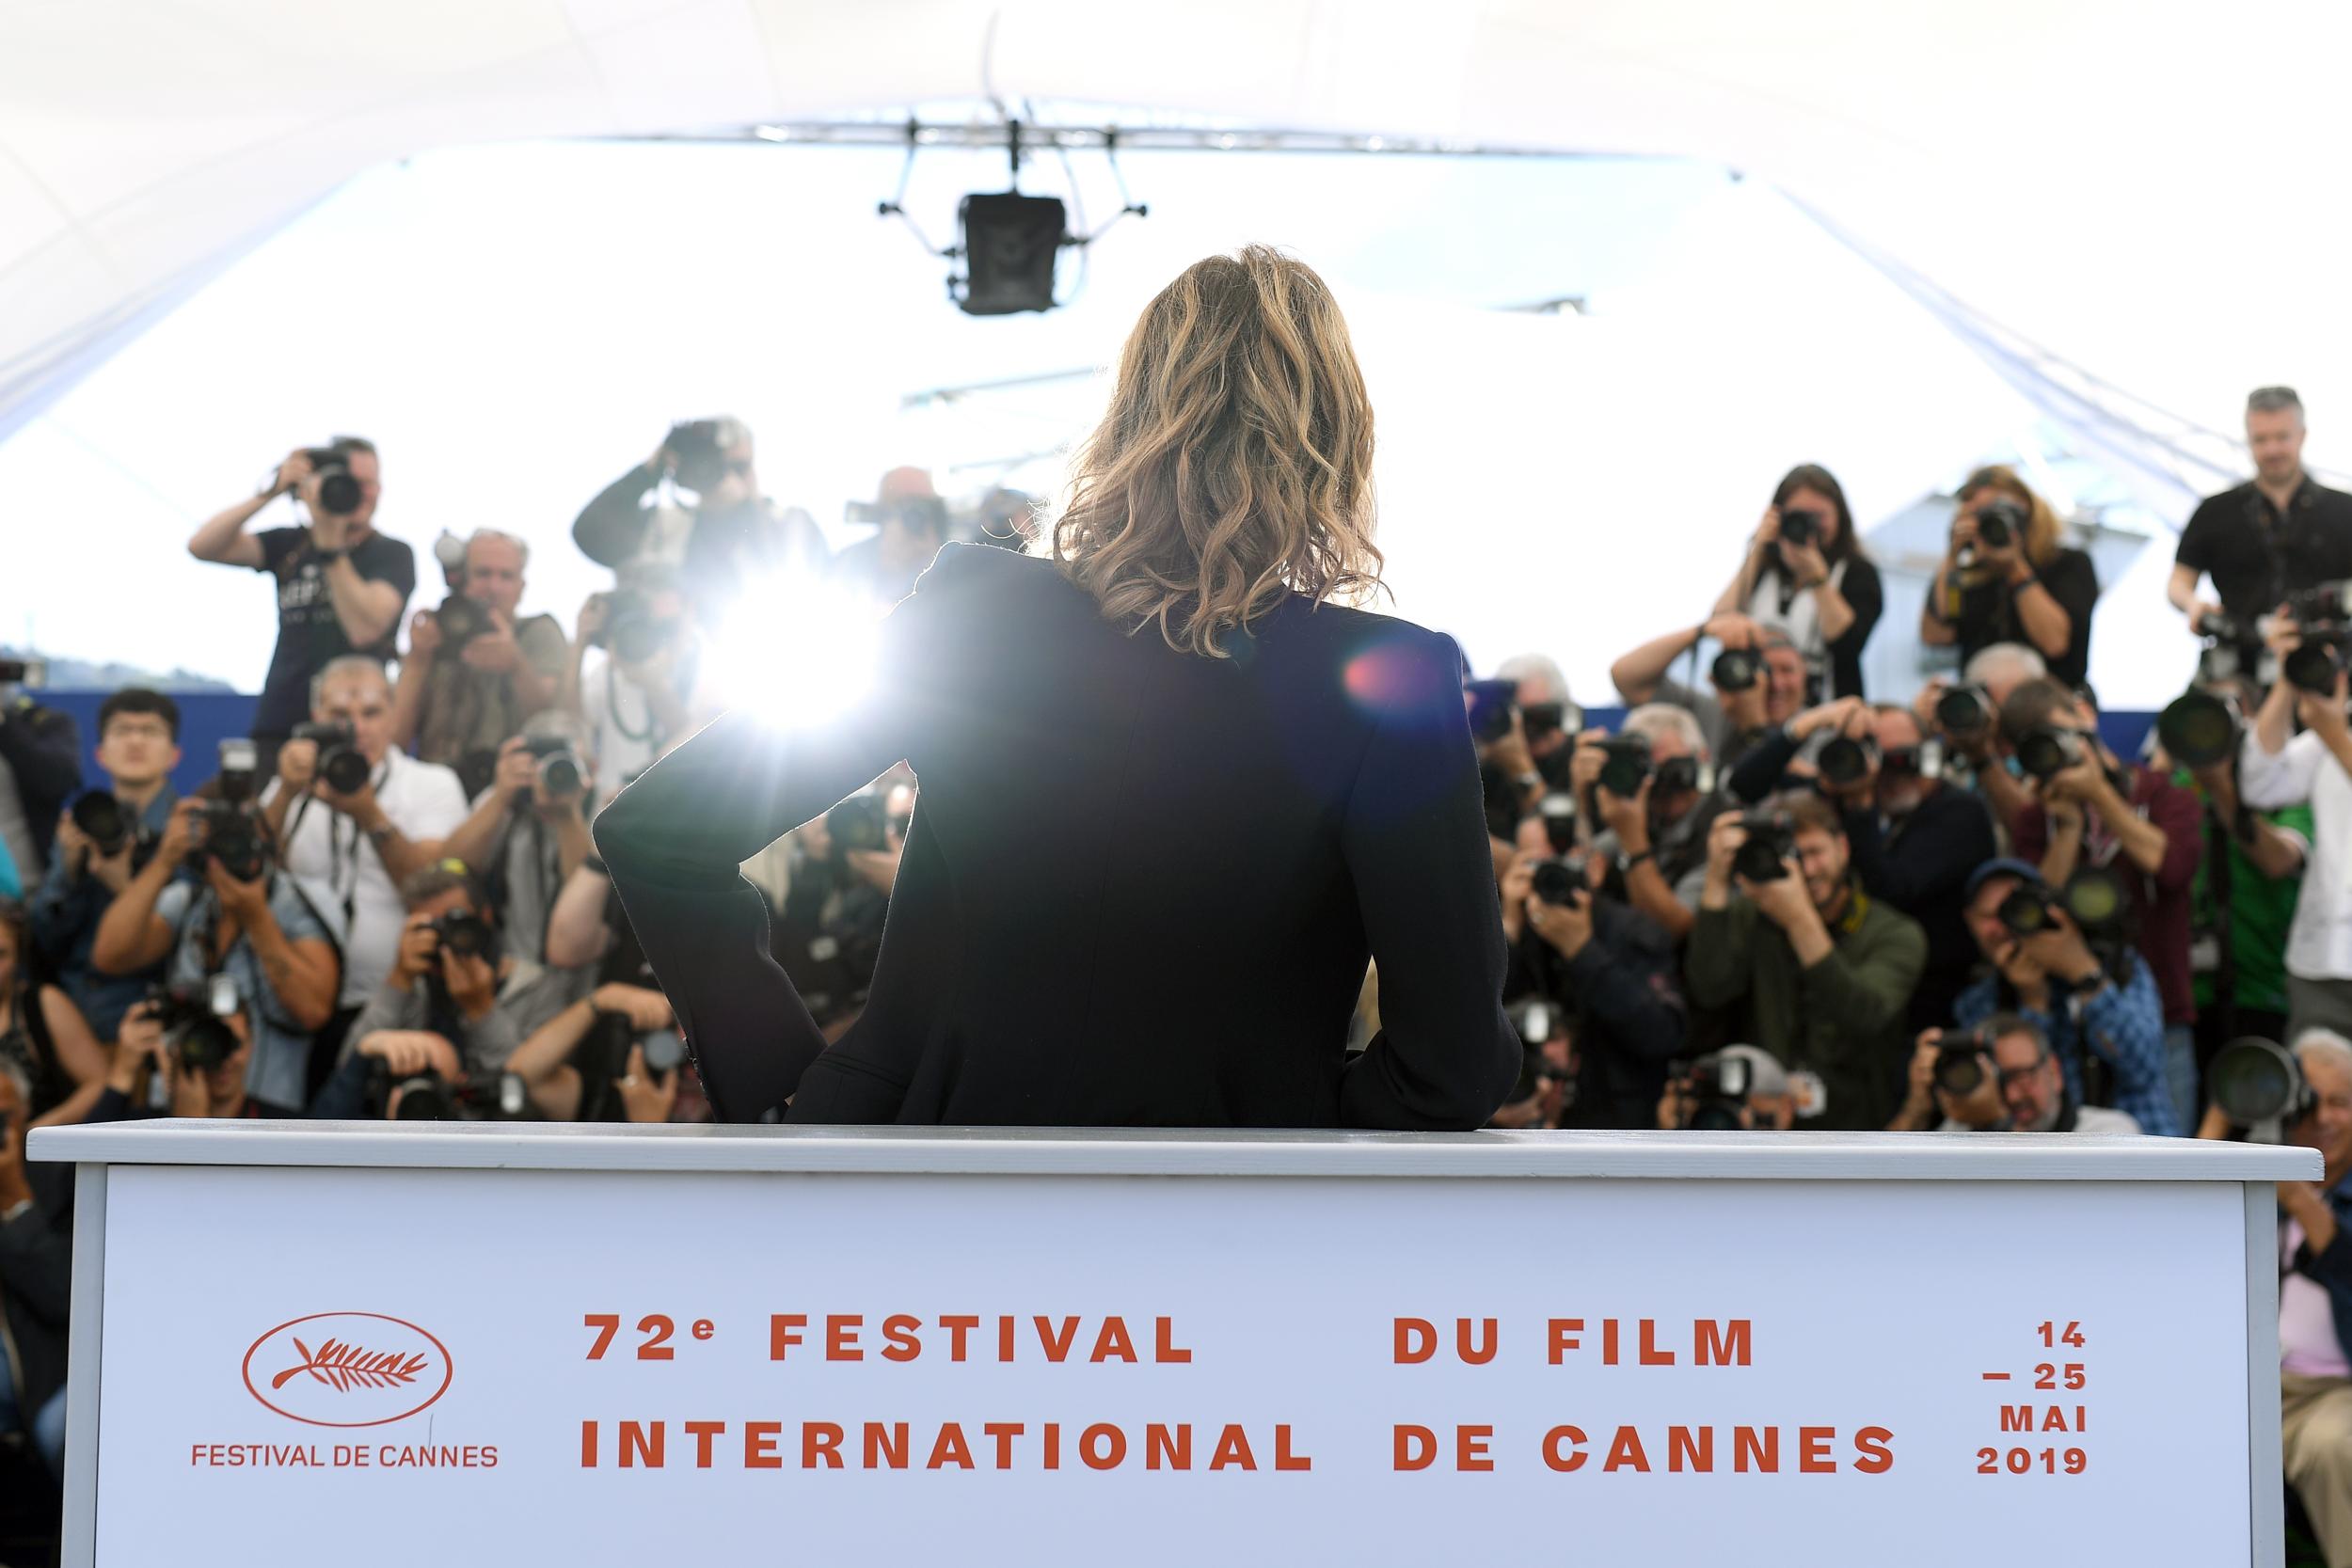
186, 437, 416, 762
1919, 465, 2098, 687
2170, 386, 2352, 641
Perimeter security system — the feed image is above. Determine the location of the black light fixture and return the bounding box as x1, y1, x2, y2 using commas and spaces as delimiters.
956, 191, 1067, 316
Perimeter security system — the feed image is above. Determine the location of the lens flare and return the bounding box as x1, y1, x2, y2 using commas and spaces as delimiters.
707, 575, 885, 731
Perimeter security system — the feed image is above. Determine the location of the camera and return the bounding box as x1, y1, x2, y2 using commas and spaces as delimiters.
433, 592, 492, 649
1711, 647, 1762, 692
2013, 725, 2088, 782
2209, 1037, 2313, 1128
1733, 810, 1794, 882
1679, 1051, 1755, 1132
297, 447, 364, 515
71, 790, 157, 870
1536, 792, 1578, 854
1997, 867, 2127, 941
2283, 631, 2351, 697
590, 589, 679, 666
1932, 1025, 1995, 1100
1530, 858, 1585, 909
2155, 689, 2241, 769
2193, 609, 2244, 643
292, 719, 370, 795
190, 801, 270, 882
0, 657, 45, 688
217, 737, 259, 805
1519, 701, 1579, 746
1879, 739, 1942, 781
390, 1069, 532, 1122
521, 735, 584, 800
149, 975, 242, 1071
1934, 683, 1997, 738
1777, 508, 1822, 548
1596, 736, 1651, 799
665, 420, 732, 494
1817, 736, 1879, 789
1976, 498, 2026, 550
427, 909, 496, 962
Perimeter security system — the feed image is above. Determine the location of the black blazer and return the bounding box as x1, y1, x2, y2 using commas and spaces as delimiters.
593, 542, 1518, 1130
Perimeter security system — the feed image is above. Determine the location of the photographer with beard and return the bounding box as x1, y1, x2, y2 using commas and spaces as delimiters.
572, 417, 831, 630
389, 529, 567, 785
1581, 705, 1733, 944
1497, 840, 1687, 1129
1711, 464, 1884, 701
1610, 613, 1806, 774
1684, 794, 1927, 1129
187, 437, 413, 763
1890, 1014, 2143, 1133
1920, 466, 2099, 688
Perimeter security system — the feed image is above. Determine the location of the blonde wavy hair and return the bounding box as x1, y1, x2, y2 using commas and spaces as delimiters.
1050, 246, 1385, 657
1958, 465, 2066, 569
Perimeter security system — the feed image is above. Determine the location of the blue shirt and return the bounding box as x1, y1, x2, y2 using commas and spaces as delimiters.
153, 872, 345, 1111
27, 788, 177, 1042
1955, 951, 2179, 1136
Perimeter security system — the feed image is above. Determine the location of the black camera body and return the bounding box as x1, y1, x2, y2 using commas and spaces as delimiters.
1932, 1025, 1995, 1100
2155, 689, 2241, 769
1777, 508, 1822, 549
521, 735, 584, 801
190, 801, 269, 882
298, 447, 363, 515
1596, 736, 1651, 800
2284, 630, 2352, 697
150, 975, 242, 1071
665, 420, 730, 494
1976, 498, 2026, 550
1530, 858, 1586, 909
1733, 811, 1794, 882
434, 593, 492, 650
2014, 725, 2089, 783
1711, 647, 1761, 693
2193, 609, 2245, 644
1680, 1051, 1755, 1131
1934, 683, 1997, 738
1817, 736, 1880, 789
390, 1069, 531, 1122
427, 910, 496, 962
292, 719, 370, 795
71, 790, 159, 871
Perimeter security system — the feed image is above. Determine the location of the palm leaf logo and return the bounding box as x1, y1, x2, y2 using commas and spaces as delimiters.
271, 1336, 429, 1393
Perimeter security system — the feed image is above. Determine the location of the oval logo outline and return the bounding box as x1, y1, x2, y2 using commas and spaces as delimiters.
240, 1311, 454, 1428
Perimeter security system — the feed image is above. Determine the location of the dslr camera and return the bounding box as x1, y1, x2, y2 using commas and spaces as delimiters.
1957, 498, 2028, 569
1777, 507, 1823, 549
1817, 735, 1880, 790
148, 975, 242, 1071
2280, 584, 2352, 695
587, 588, 678, 666
2209, 1037, 2315, 1129
426, 909, 496, 962
1529, 856, 1586, 910
520, 735, 585, 802
1712, 646, 1763, 692
1732, 809, 1794, 882
2013, 725, 2090, 783
389, 1069, 532, 1122
291, 719, 370, 795
824, 793, 893, 864
2154, 689, 2242, 770
1677, 1051, 1756, 1132
1934, 683, 1997, 741
432, 592, 493, 651
1931, 1024, 1997, 1101
70, 790, 159, 873
189, 800, 271, 882
297, 447, 364, 515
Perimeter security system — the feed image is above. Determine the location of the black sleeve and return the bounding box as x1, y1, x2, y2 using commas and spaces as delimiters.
361, 535, 417, 601
255, 526, 306, 576
1338, 627, 1522, 1130
1562, 920, 1686, 1063
2175, 499, 2220, 571
2046, 549, 2099, 675
307, 1049, 380, 1120
593, 546, 982, 1122
1726, 722, 1800, 804
0, 704, 82, 855
0, 1205, 73, 1326
1843, 792, 1995, 914
1828, 556, 1883, 665
572, 466, 660, 568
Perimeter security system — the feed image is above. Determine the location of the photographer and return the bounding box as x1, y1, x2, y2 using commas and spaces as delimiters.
1952, 859, 2177, 1135
1494, 653, 1579, 791
1891, 1015, 2143, 1133
1581, 705, 1733, 943
0, 898, 107, 1130
439, 726, 596, 969
2245, 620, 2352, 1044
764, 783, 914, 1035
1915, 641, 2048, 835
1684, 794, 1927, 1130
186, 437, 414, 759
1610, 613, 1807, 773
89, 798, 344, 1116
0, 1055, 71, 1482
1920, 467, 2099, 687
2171, 388, 2352, 645
0, 663, 79, 887
1656, 1046, 1797, 1132
30, 689, 181, 1043
571, 417, 831, 629
341, 865, 580, 1081
834, 467, 953, 610
262, 657, 468, 1066
499, 979, 682, 1123
389, 529, 567, 784
1710, 464, 1883, 700
1498, 845, 1687, 1129
564, 568, 722, 815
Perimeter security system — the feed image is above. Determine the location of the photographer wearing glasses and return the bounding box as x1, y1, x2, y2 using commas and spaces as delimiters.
389, 529, 568, 787
1580, 705, 1732, 944
1685, 793, 1927, 1130
89, 795, 344, 1117
1710, 463, 1884, 701
2171, 388, 2352, 656
834, 468, 953, 611
1609, 613, 1807, 774
572, 417, 831, 630
1920, 467, 2099, 688
1891, 1015, 2143, 1133
186, 437, 413, 763
1951, 859, 2177, 1135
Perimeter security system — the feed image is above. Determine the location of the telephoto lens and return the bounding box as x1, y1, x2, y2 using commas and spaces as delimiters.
2060, 867, 2129, 932
2209, 1037, 2312, 1127
1996, 886, 2057, 937
2284, 638, 2344, 697
523, 736, 584, 800
1817, 736, 1878, 789
1710, 647, 1761, 692
1529, 859, 1582, 908
1935, 684, 1996, 736
2154, 689, 2240, 769
2014, 726, 2086, 782
1932, 1029, 1993, 1098
434, 593, 490, 648
300, 448, 363, 515
70, 790, 132, 857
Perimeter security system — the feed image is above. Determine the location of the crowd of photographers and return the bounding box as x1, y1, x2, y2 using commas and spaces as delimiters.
8, 388, 2352, 1538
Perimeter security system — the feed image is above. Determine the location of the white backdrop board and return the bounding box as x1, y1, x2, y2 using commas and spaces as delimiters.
32, 1123, 2316, 1568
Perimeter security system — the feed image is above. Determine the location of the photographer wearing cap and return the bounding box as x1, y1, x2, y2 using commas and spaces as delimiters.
1920, 467, 2099, 688
1655, 1045, 1797, 1132
1891, 1014, 2143, 1133
564, 567, 723, 814
1609, 612, 1807, 774
340, 864, 578, 1082
2001, 676, 2201, 1127
572, 417, 831, 629
260, 657, 467, 1071
1685, 794, 1927, 1130
2171, 388, 2352, 647
29, 689, 181, 1044
1582, 704, 1733, 943
186, 437, 414, 760
88, 796, 344, 1117
1952, 859, 2176, 1134
389, 529, 567, 784
834, 468, 952, 610
438, 723, 597, 970
1710, 463, 1884, 701
1498, 842, 1687, 1130
2245, 617, 2352, 1047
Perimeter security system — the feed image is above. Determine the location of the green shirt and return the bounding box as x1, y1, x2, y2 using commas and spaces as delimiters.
2173, 768, 2311, 1015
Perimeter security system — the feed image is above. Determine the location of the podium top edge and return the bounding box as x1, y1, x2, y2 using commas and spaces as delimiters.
23, 1121, 2323, 1181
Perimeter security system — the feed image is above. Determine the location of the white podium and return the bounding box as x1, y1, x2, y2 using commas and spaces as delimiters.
30, 1121, 2318, 1567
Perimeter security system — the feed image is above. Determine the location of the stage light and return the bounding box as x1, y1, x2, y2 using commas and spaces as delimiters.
708, 576, 885, 733
957, 192, 1067, 315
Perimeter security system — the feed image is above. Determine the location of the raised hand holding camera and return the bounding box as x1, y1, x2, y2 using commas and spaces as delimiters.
459, 607, 523, 675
